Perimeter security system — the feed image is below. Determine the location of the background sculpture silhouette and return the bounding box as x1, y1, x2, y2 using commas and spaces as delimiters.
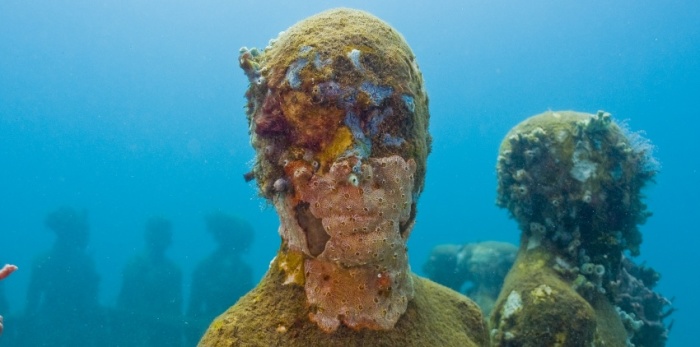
23, 206, 104, 346
115, 216, 184, 347
186, 211, 253, 345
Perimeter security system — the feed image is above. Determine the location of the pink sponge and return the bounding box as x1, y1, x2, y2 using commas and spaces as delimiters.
275, 155, 416, 332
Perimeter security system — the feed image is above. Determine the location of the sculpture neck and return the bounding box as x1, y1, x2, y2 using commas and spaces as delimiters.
275, 244, 414, 333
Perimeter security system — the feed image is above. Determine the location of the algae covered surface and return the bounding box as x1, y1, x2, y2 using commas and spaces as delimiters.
199, 249, 488, 347
490, 110, 669, 347
199, 7, 489, 346
490, 246, 627, 347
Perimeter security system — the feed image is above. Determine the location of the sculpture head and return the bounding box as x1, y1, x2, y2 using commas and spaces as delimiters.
205, 211, 254, 253
494, 111, 668, 346
496, 110, 657, 259
145, 216, 172, 256
239, 8, 430, 331
44, 206, 89, 251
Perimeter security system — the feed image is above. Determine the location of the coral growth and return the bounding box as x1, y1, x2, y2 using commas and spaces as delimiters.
273, 155, 418, 331
240, 9, 431, 202
236, 7, 433, 334
611, 257, 674, 347
296, 156, 416, 331
490, 248, 603, 347
491, 110, 670, 347
495, 111, 658, 299
199, 9, 488, 346
497, 110, 656, 260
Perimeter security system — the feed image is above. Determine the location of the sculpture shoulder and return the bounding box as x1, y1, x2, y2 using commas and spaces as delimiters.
406, 275, 490, 346
199, 271, 488, 347
490, 251, 627, 347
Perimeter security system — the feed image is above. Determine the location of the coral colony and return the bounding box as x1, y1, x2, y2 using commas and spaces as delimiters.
490, 111, 672, 347
496, 111, 655, 287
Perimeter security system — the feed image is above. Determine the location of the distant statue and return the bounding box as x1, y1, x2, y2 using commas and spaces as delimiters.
0, 263, 18, 337
115, 216, 184, 347
24, 206, 104, 346
185, 211, 254, 345
424, 241, 517, 316
490, 111, 672, 346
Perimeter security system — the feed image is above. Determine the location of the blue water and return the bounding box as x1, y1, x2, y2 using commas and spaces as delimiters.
1, 1, 697, 346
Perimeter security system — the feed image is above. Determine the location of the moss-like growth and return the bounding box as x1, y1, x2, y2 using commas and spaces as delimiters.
198, 247, 488, 347
490, 246, 627, 346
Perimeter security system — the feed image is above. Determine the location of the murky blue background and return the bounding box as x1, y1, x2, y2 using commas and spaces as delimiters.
1, 1, 697, 345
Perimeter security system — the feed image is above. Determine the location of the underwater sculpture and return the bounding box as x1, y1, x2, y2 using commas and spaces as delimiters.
424, 241, 517, 316
187, 211, 254, 345
199, 8, 488, 346
490, 110, 672, 347
24, 206, 105, 346
116, 216, 184, 347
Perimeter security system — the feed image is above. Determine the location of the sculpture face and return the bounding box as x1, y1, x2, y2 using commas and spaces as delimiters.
278, 154, 416, 331
279, 155, 416, 262
239, 9, 430, 331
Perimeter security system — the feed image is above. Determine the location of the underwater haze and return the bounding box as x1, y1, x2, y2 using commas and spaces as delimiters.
1, 0, 698, 346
